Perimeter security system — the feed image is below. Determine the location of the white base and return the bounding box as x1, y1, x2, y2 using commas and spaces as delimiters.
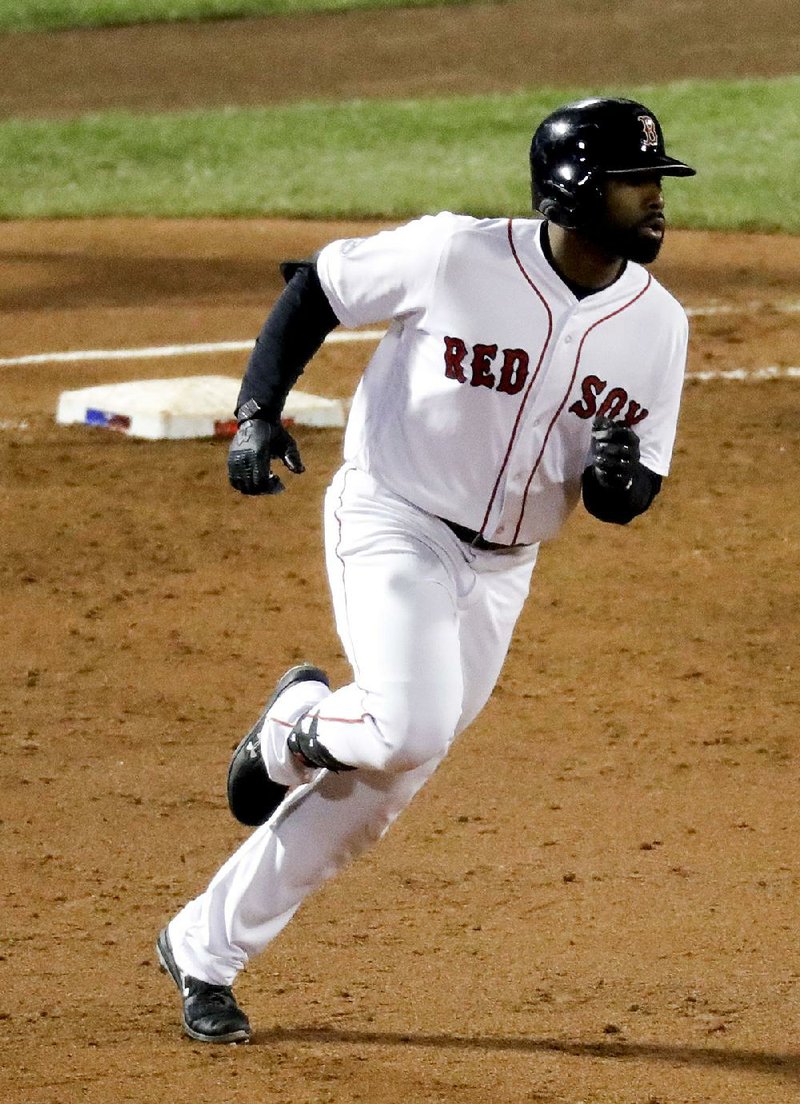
55, 376, 346, 439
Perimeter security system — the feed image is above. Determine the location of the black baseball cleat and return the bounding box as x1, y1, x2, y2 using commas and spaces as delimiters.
156, 927, 251, 1044
226, 663, 330, 827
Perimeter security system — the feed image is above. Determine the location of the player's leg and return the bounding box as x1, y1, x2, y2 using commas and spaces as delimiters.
164, 467, 468, 1007
177, 518, 540, 992
167, 755, 438, 986
454, 543, 539, 737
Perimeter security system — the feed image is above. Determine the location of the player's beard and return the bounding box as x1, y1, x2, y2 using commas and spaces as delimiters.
586, 216, 665, 264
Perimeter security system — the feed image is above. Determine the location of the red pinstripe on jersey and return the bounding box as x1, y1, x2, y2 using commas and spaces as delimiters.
508, 236, 653, 543
478, 220, 554, 538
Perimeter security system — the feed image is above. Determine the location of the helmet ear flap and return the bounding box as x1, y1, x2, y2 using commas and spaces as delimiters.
532, 161, 603, 231
530, 118, 603, 230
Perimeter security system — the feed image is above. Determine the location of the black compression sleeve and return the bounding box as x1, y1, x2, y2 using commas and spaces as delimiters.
235, 261, 340, 421
581, 462, 663, 525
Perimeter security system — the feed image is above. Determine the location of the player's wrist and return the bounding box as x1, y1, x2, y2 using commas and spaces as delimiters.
236, 398, 264, 422
237, 397, 286, 426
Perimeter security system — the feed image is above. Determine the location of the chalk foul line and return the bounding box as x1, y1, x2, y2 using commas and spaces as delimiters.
0, 329, 388, 368
686, 365, 800, 382
0, 315, 798, 383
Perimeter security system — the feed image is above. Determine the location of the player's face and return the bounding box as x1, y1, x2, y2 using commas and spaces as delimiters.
591, 175, 666, 263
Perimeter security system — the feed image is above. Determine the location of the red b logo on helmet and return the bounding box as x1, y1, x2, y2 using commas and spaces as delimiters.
638, 115, 658, 148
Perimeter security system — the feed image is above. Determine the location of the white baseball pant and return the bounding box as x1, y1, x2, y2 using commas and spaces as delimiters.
168, 464, 538, 985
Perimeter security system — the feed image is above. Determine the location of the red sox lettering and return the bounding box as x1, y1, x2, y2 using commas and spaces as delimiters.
443, 336, 530, 395
443, 336, 649, 424
568, 373, 649, 425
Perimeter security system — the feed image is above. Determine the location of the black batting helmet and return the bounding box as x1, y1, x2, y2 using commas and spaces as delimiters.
530, 97, 696, 230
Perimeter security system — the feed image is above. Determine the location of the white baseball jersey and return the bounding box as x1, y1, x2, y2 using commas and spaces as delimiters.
167, 213, 691, 995
316, 212, 688, 545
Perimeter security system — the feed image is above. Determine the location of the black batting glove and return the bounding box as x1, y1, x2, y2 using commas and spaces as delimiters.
227, 417, 305, 496
589, 415, 641, 491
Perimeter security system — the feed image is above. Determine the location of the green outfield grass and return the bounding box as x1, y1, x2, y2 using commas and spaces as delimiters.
0, 0, 468, 32
2, 78, 798, 231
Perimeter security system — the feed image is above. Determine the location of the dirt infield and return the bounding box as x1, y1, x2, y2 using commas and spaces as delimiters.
2, 4, 800, 1103
2, 0, 797, 119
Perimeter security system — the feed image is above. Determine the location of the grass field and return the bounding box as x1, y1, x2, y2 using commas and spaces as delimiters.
2, 79, 799, 230
0, 0, 470, 32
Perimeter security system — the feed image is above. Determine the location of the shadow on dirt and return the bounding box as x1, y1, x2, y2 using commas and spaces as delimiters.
257, 1025, 800, 1081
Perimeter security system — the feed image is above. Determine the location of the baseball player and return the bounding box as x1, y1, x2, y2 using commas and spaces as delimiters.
156, 97, 695, 1042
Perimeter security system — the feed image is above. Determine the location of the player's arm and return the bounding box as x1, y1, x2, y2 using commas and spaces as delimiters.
228, 260, 341, 496
581, 415, 662, 525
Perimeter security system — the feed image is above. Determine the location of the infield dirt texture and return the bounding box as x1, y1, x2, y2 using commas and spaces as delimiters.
2, 3, 799, 1103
